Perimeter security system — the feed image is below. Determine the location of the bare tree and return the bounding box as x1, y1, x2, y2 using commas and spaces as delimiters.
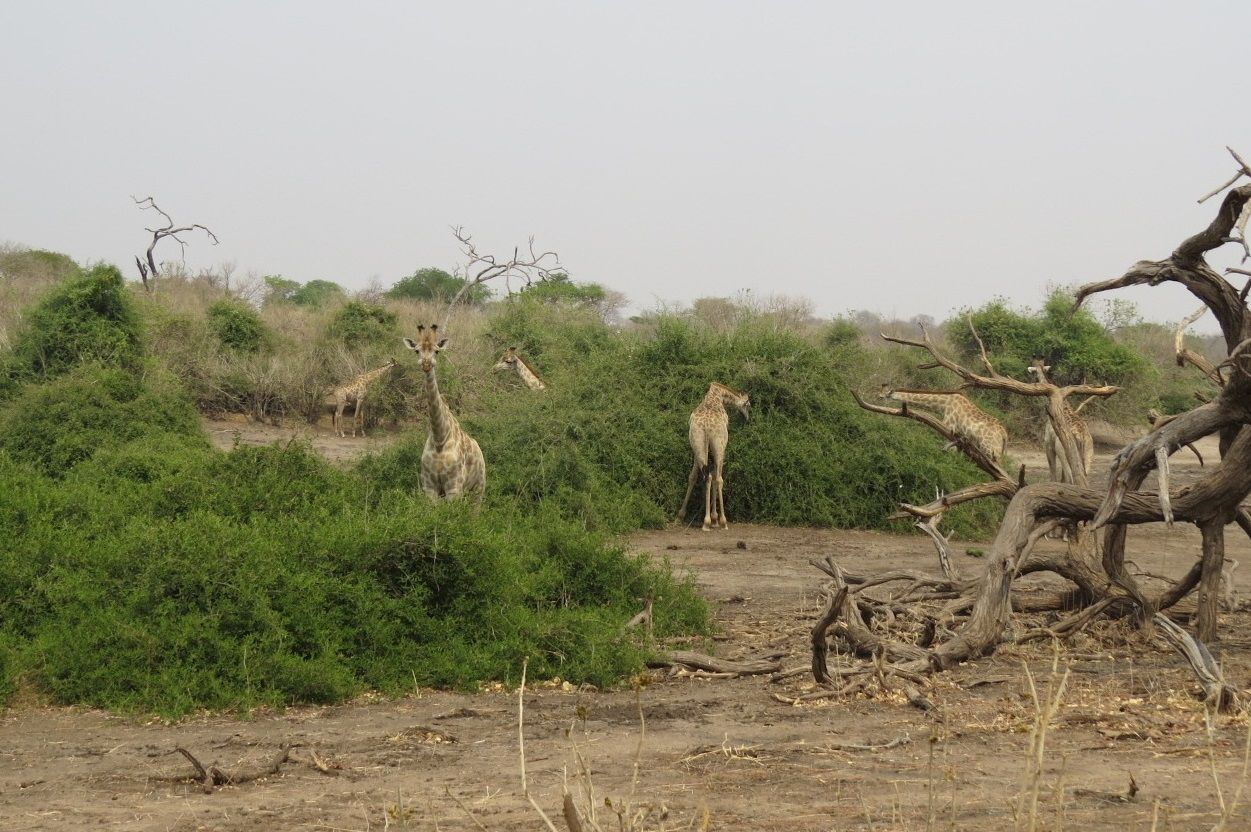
132, 196, 219, 293
806, 150, 1251, 711
440, 226, 564, 328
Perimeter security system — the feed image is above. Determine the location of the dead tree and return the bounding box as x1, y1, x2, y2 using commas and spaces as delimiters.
440, 226, 564, 328
132, 196, 219, 293
811, 150, 1251, 710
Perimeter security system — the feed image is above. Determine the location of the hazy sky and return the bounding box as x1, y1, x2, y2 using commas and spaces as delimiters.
2, 2, 1248, 327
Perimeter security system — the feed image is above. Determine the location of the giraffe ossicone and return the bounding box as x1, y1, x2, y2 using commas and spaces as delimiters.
403, 326, 486, 503
676, 382, 751, 532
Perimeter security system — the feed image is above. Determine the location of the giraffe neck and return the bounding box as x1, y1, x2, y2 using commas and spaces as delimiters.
359, 364, 393, 386
423, 366, 455, 448
514, 358, 546, 390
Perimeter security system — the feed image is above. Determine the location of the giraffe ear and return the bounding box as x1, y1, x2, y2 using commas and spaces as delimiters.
402, 337, 418, 350
437, 338, 449, 350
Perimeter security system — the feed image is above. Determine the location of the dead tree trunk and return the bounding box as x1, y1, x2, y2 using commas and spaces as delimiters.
132, 196, 219, 293
815, 150, 1251, 709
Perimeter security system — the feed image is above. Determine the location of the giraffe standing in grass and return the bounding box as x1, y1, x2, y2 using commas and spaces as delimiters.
328, 359, 397, 438
1027, 359, 1094, 484
403, 325, 486, 503
880, 385, 1008, 463
676, 382, 751, 531
493, 347, 547, 390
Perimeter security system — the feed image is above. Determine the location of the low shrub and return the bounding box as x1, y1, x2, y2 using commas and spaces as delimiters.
0, 365, 204, 477
0, 436, 707, 716
207, 299, 266, 353
2, 264, 143, 396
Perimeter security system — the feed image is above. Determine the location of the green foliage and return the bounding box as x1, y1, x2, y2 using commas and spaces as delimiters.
955, 291, 1148, 385
0, 437, 707, 715
207, 299, 266, 353
370, 302, 1002, 537
328, 301, 399, 346
263, 276, 345, 308
518, 273, 606, 306
388, 267, 490, 305
0, 248, 80, 282
3, 264, 143, 391
0, 366, 204, 477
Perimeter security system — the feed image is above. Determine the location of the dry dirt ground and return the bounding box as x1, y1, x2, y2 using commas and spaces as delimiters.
3, 421, 1250, 831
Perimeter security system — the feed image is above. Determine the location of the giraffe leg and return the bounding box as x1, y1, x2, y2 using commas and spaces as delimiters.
676, 461, 700, 524
701, 464, 715, 532
715, 460, 728, 529
334, 398, 347, 438
354, 396, 364, 438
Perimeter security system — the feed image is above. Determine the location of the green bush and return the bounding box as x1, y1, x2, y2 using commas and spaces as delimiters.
0, 248, 80, 282
388, 267, 490, 305
3, 264, 143, 392
0, 366, 204, 477
263, 276, 345, 308
369, 303, 1002, 537
328, 300, 399, 345
0, 440, 707, 716
207, 299, 266, 353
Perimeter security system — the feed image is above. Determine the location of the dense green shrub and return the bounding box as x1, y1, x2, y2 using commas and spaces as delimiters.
328, 300, 399, 345
0, 440, 707, 715
954, 291, 1148, 385
2, 264, 143, 392
368, 303, 1002, 537
0, 366, 204, 477
0, 248, 79, 282
263, 276, 345, 308
518, 273, 605, 306
207, 299, 266, 353
388, 267, 489, 305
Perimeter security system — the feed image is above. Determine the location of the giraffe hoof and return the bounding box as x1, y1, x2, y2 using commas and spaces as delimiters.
701, 525, 712, 532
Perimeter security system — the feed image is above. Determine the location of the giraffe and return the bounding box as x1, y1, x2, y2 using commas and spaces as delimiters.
879, 385, 1008, 463
676, 382, 751, 531
327, 358, 397, 438
493, 347, 547, 390
402, 325, 486, 503
1027, 359, 1094, 484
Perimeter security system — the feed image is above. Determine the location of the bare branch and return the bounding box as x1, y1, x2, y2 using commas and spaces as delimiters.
132, 195, 219, 292
441, 226, 564, 328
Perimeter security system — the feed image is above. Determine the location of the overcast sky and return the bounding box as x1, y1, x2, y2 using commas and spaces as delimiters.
2, 2, 1248, 327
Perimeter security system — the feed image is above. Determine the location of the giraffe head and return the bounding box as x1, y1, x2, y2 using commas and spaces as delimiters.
402, 325, 448, 373
1026, 356, 1052, 382
715, 383, 751, 420
493, 346, 520, 373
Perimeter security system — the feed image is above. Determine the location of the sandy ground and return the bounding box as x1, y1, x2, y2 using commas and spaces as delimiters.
3, 422, 1249, 831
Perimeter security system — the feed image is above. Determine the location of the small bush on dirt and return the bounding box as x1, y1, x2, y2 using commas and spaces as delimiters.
207, 299, 266, 353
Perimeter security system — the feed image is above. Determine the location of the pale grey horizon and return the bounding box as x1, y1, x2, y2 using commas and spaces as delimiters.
2, 1, 1248, 331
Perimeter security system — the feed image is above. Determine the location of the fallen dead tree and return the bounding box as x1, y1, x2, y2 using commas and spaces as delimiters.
812, 150, 1251, 712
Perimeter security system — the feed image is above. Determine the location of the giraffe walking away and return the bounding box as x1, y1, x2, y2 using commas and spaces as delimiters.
493, 347, 547, 390
1027, 360, 1094, 483
403, 325, 486, 503
880, 385, 1008, 463
328, 359, 398, 438
676, 382, 751, 531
